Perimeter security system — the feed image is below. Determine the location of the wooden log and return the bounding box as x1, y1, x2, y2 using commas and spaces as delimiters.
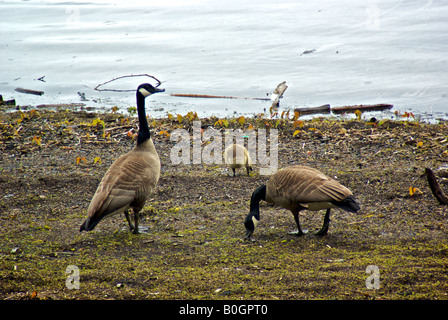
294, 104, 331, 115
15, 87, 44, 96
36, 103, 86, 109
331, 103, 393, 114
2, 99, 16, 106
170, 93, 270, 101
425, 168, 448, 205
0, 95, 16, 106
270, 81, 288, 109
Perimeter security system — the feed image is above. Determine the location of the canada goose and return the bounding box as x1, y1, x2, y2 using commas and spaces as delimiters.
80, 83, 164, 234
224, 144, 252, 176
244, 165, 360, 239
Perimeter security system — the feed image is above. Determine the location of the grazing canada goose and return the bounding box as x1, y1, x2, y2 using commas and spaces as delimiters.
80, 83, 164, 234
244, 165, 360, 239
224, 144, 252, 176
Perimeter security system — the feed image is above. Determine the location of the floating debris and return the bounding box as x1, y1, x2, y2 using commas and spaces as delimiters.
270, 81, 288, 110
78, 92, 89, 101
0, 94, 16, 106
15, 87, 44, 96
294, 104, 331, 115
170, 93, 270, 101
293, 104, 393, 116
36, 103, 86, 109
300, 49, 316, 56
331, 104, 393, 114
95, 74, 162, 92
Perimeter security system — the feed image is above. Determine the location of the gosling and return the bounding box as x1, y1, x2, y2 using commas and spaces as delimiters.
224, 144, 252, 177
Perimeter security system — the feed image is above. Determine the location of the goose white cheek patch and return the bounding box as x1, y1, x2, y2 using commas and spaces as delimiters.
252, 216, 259, 229
139, 88, 151, 97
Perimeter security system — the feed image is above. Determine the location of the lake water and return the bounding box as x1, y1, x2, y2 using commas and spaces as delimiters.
1, 0, 447, 120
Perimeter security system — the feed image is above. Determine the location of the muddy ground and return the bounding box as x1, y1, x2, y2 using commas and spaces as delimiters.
0, 107, 447, 300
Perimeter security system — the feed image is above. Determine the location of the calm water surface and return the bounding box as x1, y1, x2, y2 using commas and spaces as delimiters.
1, 0, 447, 119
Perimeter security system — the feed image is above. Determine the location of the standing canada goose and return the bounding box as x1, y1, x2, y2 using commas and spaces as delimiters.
244, 165, 360, 239
224, 144, 252, 176
80, 83, 164, 234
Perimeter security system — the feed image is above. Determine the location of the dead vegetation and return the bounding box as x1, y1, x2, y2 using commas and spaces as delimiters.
0, 108, 447, 300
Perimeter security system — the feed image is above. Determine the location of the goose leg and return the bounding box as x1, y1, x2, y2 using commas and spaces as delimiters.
315, 209, 331, 236
289, 210, 307, 236
124, 210, 135, 232
133, 209, 140, 234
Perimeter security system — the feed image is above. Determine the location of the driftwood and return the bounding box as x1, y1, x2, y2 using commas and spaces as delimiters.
170, 93, 270, 101
95, 74, 162, 92
293, 103, 393, 116
294, 104, 331, 115
0, 95, 16, 106
270, 81, 288, 109
425, 168, 448, 205
15, 87, 44, 96
331, 103, 393, 114
36, 103, 86, 109
171, 82, 287, 103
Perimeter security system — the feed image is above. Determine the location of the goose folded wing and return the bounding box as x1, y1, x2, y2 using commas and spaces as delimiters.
316, 179, 352, 202
87, 175, 133, 217
280, 175, 351, 203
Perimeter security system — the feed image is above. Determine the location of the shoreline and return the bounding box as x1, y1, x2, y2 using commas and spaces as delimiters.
2, 91, 448, 123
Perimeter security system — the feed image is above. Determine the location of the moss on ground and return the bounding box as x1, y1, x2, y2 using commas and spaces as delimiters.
0, 109, 447, 300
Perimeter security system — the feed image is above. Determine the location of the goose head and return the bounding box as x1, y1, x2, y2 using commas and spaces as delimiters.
244, 212, 259, 239
244, 184, 266, 239
137, 83, 165, 97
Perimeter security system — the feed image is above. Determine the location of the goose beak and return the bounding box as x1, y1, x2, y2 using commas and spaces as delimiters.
154, 87, 165, 93
245, 229, 253, 240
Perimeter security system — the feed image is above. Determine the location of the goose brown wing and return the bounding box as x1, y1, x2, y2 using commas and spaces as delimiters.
87, 152, 159, 220
267, 166, 352, 205
316, 178, 352, 201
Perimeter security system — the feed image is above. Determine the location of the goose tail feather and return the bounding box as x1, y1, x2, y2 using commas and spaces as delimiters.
79, 217, 102, 232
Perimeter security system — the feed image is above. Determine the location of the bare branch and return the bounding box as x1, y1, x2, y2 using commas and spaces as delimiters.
94, 74, 162, 92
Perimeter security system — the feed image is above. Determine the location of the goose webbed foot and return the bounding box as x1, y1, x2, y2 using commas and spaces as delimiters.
124, 210, 143, 234
132, 210, 140, 234
288, 229, 308, 236
124, 210, 136, 232
291, 211, 307, 236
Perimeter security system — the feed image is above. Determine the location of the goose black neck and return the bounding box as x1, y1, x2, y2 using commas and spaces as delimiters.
136, 91, 150, 145
250, 185, 266, 213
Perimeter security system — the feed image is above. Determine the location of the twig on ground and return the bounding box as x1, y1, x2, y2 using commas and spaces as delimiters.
425, 168, 448, 205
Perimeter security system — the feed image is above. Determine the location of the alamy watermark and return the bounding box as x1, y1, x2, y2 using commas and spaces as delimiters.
365, 5, 381, 30
66, 265, 80, 290
365, 265, 380, 289
169, 121, 278, 175
65, 7, 80, 28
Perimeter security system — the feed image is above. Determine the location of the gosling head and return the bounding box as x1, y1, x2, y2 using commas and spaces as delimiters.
137, 83, 165, 97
